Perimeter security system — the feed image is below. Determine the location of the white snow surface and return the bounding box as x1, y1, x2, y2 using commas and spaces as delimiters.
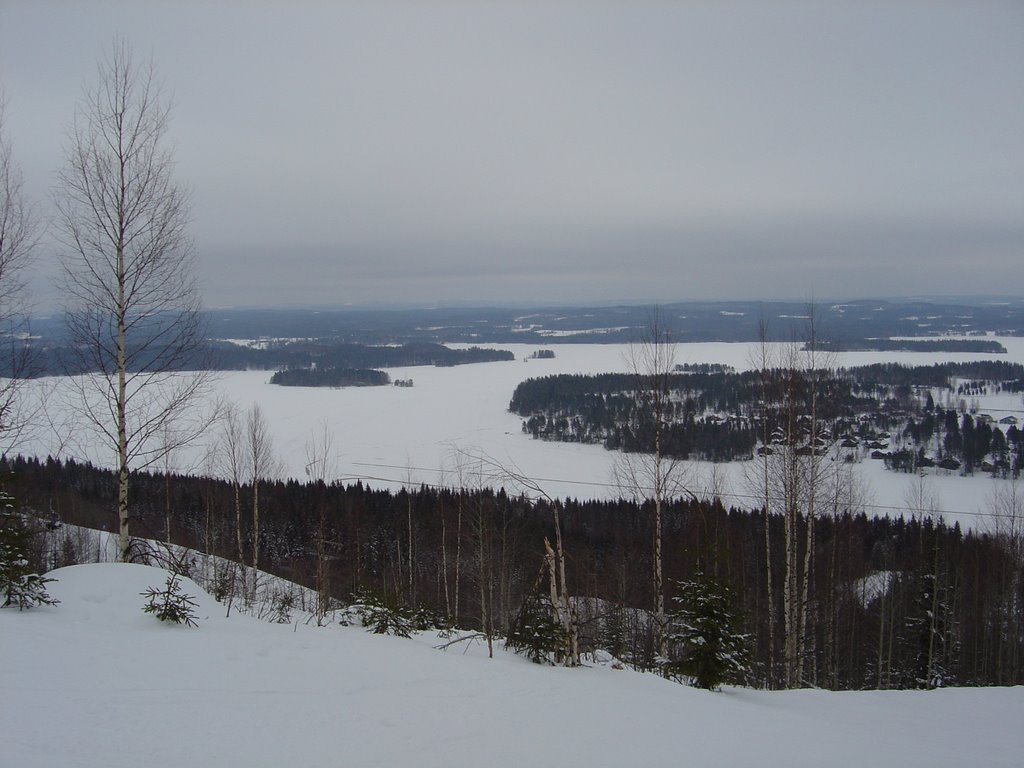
4, 562, 1022, 767
18, 338, 1024, 529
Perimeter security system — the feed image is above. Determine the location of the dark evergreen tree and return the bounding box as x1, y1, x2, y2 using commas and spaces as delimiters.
665, 574, 751, 690
347, 587, 415, 636
0, 496, 58, 610
599, 603, 630, 663
507, 595, 570, 665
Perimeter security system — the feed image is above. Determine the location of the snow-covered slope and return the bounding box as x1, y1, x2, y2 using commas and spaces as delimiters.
3, 563, 1022, 767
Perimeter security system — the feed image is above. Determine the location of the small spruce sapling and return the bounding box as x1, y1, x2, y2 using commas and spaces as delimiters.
348, 587, 413, 636
664, 573, 751, 690
345, 587, 449, 636
1, 498, 58, 610
507, 596, 570, 665
142, 573, 199, 627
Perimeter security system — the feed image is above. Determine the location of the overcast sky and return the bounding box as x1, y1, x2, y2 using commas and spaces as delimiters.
1, 1, 1021, 309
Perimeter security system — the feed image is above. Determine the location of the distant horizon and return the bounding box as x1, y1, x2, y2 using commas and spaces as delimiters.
195, 294, 1024, 313
26, 294, 1024, 323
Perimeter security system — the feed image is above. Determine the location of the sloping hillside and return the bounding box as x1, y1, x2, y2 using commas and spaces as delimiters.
3, 563, 1022, 767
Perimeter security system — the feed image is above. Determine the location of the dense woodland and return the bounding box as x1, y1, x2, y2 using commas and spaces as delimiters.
510, 362, 1024, 476
817, 339, 1006, 353
6, 454, 1023, 689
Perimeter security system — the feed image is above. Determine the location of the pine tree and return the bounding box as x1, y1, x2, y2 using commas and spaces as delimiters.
0, 497, 58, 610
665, 574, 751, 690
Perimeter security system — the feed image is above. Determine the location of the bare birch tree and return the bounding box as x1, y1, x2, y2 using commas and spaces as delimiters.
746, 308, 839, 687
305, 421, 338, 625
613, 310, 687, 662
246, 403, 280, 597
0, 97, 38, 447
213, 402, 280, 603
903, 474, 946, 688
213, 405, 248, 600
745, 319, 778, 685
987, 479, 1023, 683
471, 450, 579, 666
56, 40, 211, 562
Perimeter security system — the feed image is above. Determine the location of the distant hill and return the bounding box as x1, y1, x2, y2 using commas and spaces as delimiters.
200, 298, 1024, 345
17, 298, 1023, 376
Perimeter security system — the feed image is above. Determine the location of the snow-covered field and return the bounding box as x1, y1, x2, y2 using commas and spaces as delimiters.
4, 562, 1022, 768
16, 338, 1024, 530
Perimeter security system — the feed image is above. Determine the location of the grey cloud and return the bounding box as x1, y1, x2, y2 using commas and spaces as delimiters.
1, 1, 1021, 308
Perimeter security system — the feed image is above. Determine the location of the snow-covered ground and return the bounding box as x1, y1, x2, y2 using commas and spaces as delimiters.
15, 338, 1024, 530
4, 562, 1022, 768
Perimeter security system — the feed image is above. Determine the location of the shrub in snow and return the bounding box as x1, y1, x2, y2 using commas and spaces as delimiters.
664, 574, 751, 690
269, 589, 296, 624
343, 587, 451, 636
1, 498, 58, 610
507, 596, 570, 665
141, 573, 199, 627
347, 587, 414, 636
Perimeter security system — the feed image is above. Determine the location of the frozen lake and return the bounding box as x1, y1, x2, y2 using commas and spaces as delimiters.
15, 338, 1024, 531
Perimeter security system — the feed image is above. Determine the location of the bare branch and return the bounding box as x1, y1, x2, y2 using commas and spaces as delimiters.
55, 39, 211, 562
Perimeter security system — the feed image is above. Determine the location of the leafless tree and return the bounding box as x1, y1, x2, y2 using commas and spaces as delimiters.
445, 448, 469, 626
987, 479, 1023, 683
55, 40, 212, 562
613, 309, 688, 662
470, 450, 579, 666
212, 402, 280, 603
746, 318, 779, 684
903, 473, 946, 688
0, 96, 38, 448
213, 404, 248, 599
401, 457, 417, 605
456, 452, 496, 658
305, 421, 338, 625
745, 307, 840, 687
247, 403, 280, 595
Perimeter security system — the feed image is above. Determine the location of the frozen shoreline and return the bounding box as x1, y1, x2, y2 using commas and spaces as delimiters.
11, 338, 1024, 531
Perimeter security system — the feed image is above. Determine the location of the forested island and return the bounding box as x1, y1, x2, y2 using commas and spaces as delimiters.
510, 361, 1024, 475
816, 339, 1006, 353
261, 342, 516, 387
270, 367, 390, 388
211, 341, 514, 372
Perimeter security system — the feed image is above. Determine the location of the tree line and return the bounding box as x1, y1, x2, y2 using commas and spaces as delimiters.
5, 454, 1023, 689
